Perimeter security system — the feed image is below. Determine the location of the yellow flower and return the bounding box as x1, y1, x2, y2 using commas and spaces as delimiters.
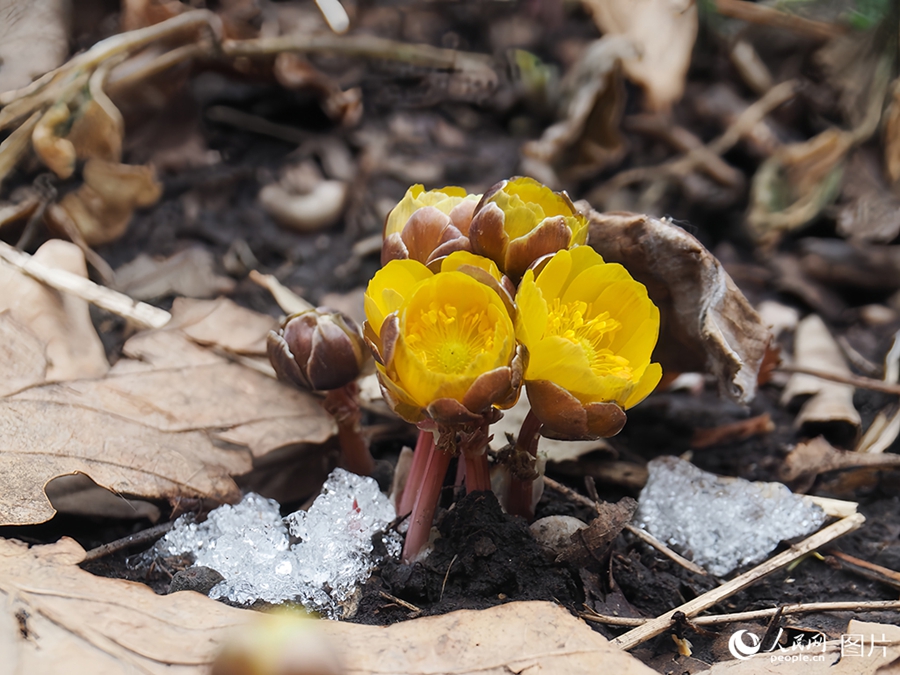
364, 255, 522, 424
468, 176, 588, 279
515, 246, 662, 440
382, 185, 482, 269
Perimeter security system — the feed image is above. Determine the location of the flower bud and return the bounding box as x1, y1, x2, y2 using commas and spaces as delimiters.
468, 176, 588, 279
267, 308, 369, 391
381, 185, 481, 269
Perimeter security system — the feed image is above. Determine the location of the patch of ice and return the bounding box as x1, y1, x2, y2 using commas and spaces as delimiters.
149, 468, 396, 618
635, 456, 826, 576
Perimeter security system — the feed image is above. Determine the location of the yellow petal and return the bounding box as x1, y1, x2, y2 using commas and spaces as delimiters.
534, 247, 574, 301
623, 362, 662, 409
441, 250, 503, 282
364, 259, 432, 336
514, 270, 549, 349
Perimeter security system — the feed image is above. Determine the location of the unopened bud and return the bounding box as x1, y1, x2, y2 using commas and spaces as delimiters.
267, 308, 369, 391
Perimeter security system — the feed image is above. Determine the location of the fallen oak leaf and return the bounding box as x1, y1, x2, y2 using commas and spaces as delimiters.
0, 537, 657, 675
0, 320, 335, 525
0, 537, 253, 674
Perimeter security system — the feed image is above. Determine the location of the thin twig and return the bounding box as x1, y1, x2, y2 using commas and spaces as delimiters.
714, 0, 846, 41
623, 524, 708, 576
82, 521, 175, 563
611, 513, 866, 650
828, 550, 900, 590
0, 241, 171, 329
440, 553, 459, 602
378, 590, 421, 614
582, 599, 900, 628
222, 32, 494, 72
590, 80, 797, 202
777, 365, 900, 396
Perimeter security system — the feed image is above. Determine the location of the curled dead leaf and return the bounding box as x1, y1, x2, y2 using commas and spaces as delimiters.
521, 37, 633, 185
582, 0, 697, 111
782, 314, 860, 447
587, 209, 770, 403
32, 102, 76, 179
56, 159, 162, 245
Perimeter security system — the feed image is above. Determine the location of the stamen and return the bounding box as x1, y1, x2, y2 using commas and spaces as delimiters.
545, 299, 632, 378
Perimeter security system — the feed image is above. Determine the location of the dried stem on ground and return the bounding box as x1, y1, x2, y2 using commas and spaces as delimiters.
611, 513, 866, 650
778, 364, 900, 396
0, 240, 171, 329
582, 599, 900, 627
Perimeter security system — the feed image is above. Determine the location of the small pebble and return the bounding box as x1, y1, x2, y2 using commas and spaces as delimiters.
168, 566, 225, 595
530, 515, 587, 556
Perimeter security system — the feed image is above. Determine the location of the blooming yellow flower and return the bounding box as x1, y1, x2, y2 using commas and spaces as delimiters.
515, 246, 662, 439
364, 254, 522, 424
382, 185, 482, 269
468, 176, 588, 279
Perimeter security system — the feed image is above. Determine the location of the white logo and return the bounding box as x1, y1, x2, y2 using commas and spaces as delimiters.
729, 630, 762, 660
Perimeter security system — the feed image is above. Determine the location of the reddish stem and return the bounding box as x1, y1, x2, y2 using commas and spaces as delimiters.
461, 420, 491, 493
402, 438, 451, 562
323, 383, 374, 477
506, 408, 542, 519
397, 430, 433, 517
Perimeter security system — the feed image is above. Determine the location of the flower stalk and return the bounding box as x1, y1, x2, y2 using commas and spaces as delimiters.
397, 429, 434, 517
401, 434, 451, 562
323, 382, 374, 477
505, 408, 543, 519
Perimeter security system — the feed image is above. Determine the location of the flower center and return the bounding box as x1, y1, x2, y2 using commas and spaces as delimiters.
546, 299, 632, 378
406, 303, 495, 375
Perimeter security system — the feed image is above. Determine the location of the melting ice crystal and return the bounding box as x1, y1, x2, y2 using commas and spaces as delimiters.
635, 456, 826, 576
152, 468, 398, 618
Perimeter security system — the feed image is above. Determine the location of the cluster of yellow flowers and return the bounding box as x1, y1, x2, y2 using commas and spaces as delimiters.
366, 177, 662, 441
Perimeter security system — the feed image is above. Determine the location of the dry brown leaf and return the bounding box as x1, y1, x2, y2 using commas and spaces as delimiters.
57, 159, 162, 246
521, 37, 633, 186
0, 537, 253, 674
32, 102, 76, 179
0, 311, 48, 398
0, 239, 108, 383
0, 0, 70, 92
167, 296, 275, 356
582, 0, 697, 111
0, 318, 335, 525
780, 436, 900, 489
67, 99, 124, 163
1, 537, 656, 675
558, 497, 637, 568
115, 248, 236, 301
704, 619, 900, 674
587, 210, 770, 404
782, 314, 860, 445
